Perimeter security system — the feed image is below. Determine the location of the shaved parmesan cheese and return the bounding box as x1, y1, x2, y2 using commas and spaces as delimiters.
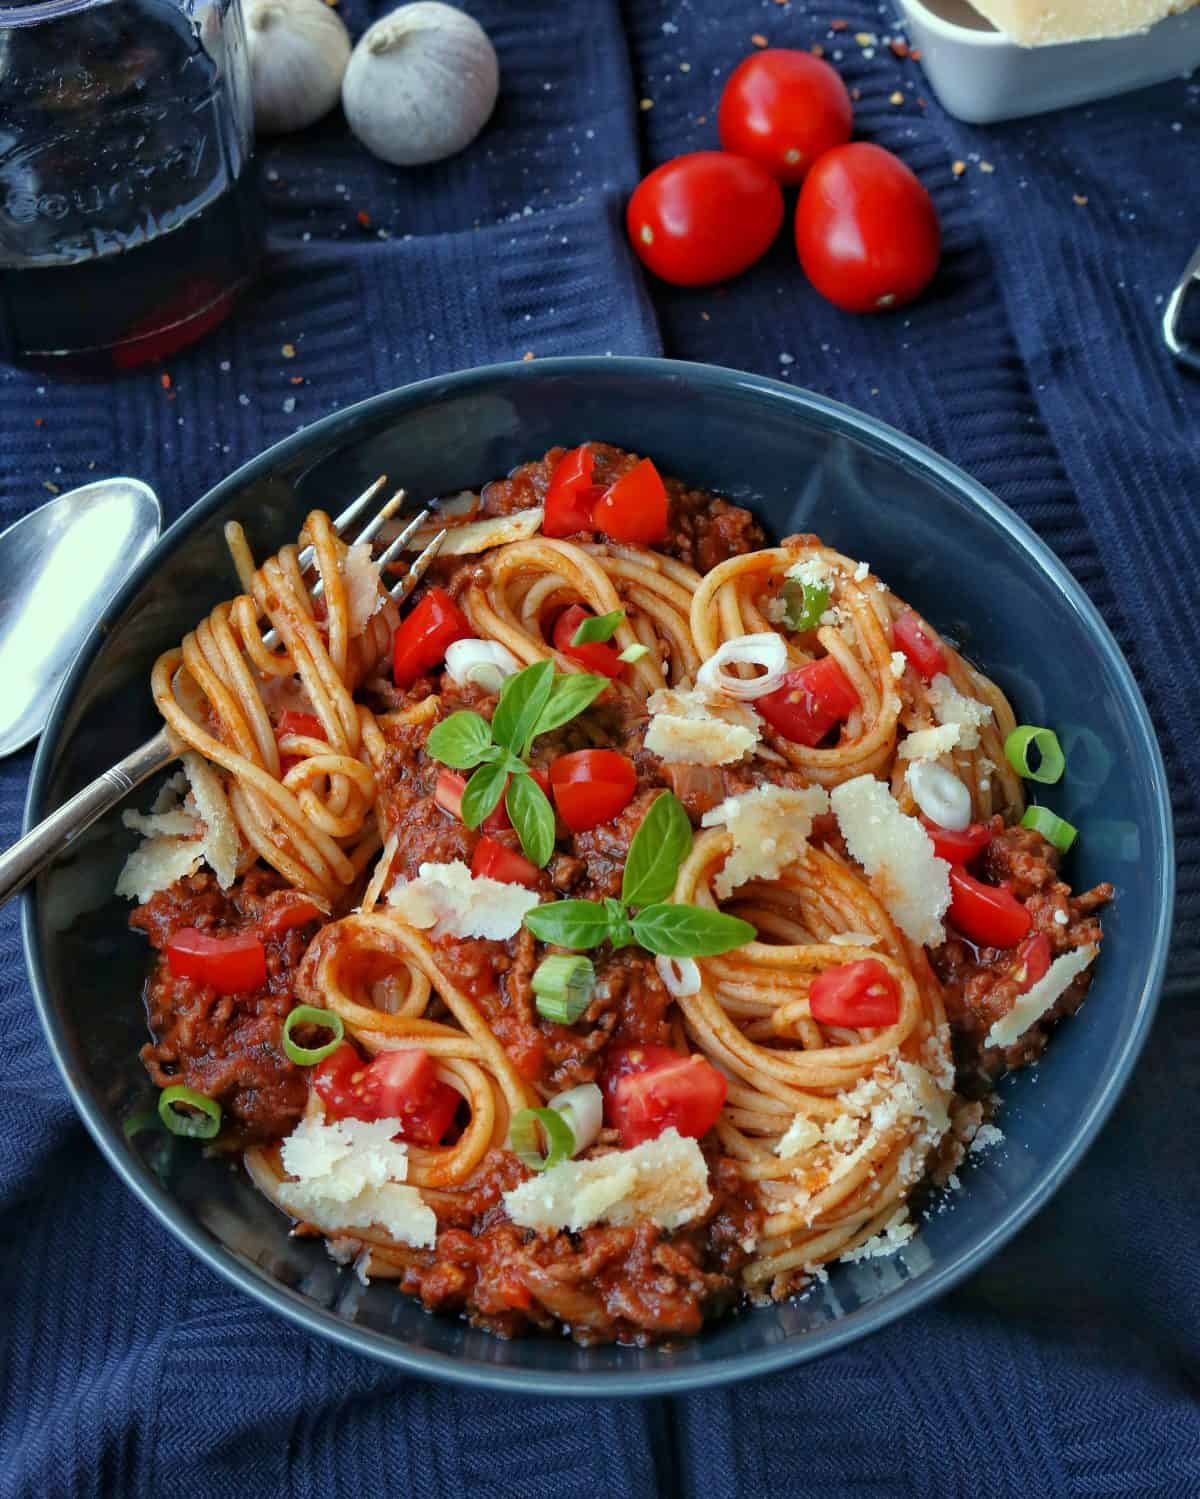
985, 944, 1098, 1049
830, 775, 951, 946
115, 753, 241, 901
122, 807, 197, 838
115, 834, 207, 904
701, 784, 829, 898
181, 752, 239, 889
405, 507, 544, 556
776, 1114, 822, 1158
341, 541, 384, 636
898, 724, 961, 761
645, 686, 760, 766
386, 860, 539, 940
964, 0, 1195, 46
502, 1128, 711, 1233
928, 675, 993, 751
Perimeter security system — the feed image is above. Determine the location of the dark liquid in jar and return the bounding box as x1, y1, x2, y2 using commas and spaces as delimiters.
0, 0, 263, 373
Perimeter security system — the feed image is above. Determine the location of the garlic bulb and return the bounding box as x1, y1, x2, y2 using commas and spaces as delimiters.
342, 2, 499, 166
245, 0, 351, 135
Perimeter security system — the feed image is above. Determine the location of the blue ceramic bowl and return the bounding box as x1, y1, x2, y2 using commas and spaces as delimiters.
22, 358, 1173, 1395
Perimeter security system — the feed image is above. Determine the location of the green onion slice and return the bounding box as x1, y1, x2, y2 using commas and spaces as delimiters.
781, 578, 830, 632
158, 1084, 222, 1140
282, 1004, 345, 1066
508, 1106, 575, 1172
571, 609, 625, 646
122, 1108, 161, 1141
1005, 725, 1066, 784
1020, 805, 1078, 852
618, 642, 650, 664
531, 954, 596, 1024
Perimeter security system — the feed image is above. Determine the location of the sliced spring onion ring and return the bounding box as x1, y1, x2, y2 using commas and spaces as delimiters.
655, 953, 701, 997
618, 641, 650, 664
282, 1004, 345, 1066
549, 1083, 603, 1155
444, 638, 522, 695
1020, 805, 1078, 852
695, 632, 788, 701
908, 760, 971, 832
571, 608, 625, 645
531, 954, 596, 1024
158, 1084, 222, 1140
781, 578, 830, 632
508, 1105, 575, 1172
122, 1108, 161, 1141
1005, 725, 1066, 784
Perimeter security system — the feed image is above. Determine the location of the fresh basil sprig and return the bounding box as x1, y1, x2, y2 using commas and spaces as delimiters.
571, 608, 625, 646
523, 791, 755, 960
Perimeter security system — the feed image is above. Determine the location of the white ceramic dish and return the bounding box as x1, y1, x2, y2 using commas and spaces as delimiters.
902, 0, 1200, 123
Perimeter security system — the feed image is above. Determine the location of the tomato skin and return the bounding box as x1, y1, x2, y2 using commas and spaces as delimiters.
261, 896, 324, 937
756, 656, 859, 746
592, 459, 669, 545
392, 587, 471, 688
893, 611, 947, 681
1012, 932, 1052, 993
549, 749, 638, 832
718, 49, 853, 185
809, 958, 900, 1027
543, 445, 602, 538
627, 151, 785, 287
276, 710, 325, 774
313, 1042, 365, 1116
795, 142, 940, 313
602, 1044, 727, 1147
922, 817, 993, 865
471, 835, 540, 887
314, 1043, 459, 1145
166, 928, 267, 994
552, 604, 623, 678
948, 866, 1032, 949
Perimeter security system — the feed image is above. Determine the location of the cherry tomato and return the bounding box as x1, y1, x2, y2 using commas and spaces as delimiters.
543, 445, 603, 538
602, 1043, 727, 1148
921, 817, 993, 865
756, 656, 859, 746
276, 710, 325, 774
893, 611, 947, 681
1012, 932, 1052, 994
552, 604, 623, 678
808, 958, 900, 1028
312, 1042, 364, 1116
437, 768, 548, 834
796, 142, 940, 313
592, 459, 669, 545
549, 749, 638, 832
948, 866, 1031, 949
166, 928, 267, 994
718, 49, 852, 185
471, 835, 540, 887
314, 1043, 459, 1145
627, 151, 785, 287
392, 587, 471, 688
261, 895, 324, 937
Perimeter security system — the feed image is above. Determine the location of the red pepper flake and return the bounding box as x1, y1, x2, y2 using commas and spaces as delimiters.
160, 372, 172, 390
850, 87, 861, 101
522, 351, 535, 361
43, 481, 60, 494
33, 417, 44, 428
695, 114, 708, 124
751, 32, 768, 46
1073, 193, 1089, 206
952, 160, 967, 177
917, 95, 927, 108
890, 38, 909, 57
810, 43, 825, 56
290, 374, 305, 385
281, 342, 296, 359
356, 210, 371, 228
911, 48, 922, 59
701, 310, 710, 320
830, 18, 849, 29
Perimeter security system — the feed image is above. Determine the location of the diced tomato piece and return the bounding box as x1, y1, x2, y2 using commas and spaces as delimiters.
261, 896, 324, 937
166, 927, 267, 994
1012, 932, 1052, 993
948, 866, 1032, 949
756, 656, 859, 746
471, 835, 540, 887
921, 817, 994, 865
434, 769, 468, 820
276, 710, 324, 740
809, 958, 900, 1028
314, 1043, 459, 1145
549, 748, 638, 831
893, 611, 946, 681
393, 587, 471, 688
602, 1043, 727, 1147
552, 604, 623, 678
543, 445, 602, 538
592, 458, 669, 545
313, 1042, 366, 1116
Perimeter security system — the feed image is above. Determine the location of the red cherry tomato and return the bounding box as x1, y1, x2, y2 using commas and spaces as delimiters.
592, 458, 669, 545
718, 49, 853, 185
796, 142, 940, 313
808, 958, 900, 1028
392, 587, 471, 688
893, 611, 947, 681
552, 604, 623, 678
602, 1044, 727, 1148
1012, 932, 1052, 994
314, 1043, 459, 1145
756, 656, 859, 746
627, 151, 785, 287
948, 866, 1032, 949
261, 896, 324, 937
437, 768, 548, 833
276, 710, 325, 774
921, 817, 994, 865
471, 835, 540, 887
312, 1042, 365, 1116
549, 749, 638, 832
165, 927, 267, 994
543, 445, 602, 538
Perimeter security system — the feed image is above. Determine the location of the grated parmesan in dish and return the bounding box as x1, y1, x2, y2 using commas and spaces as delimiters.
970, 1123, 1005, 1155
928, 674, 993, 751
898, 724, 961, 761
840, 1209, 915, 1264
340, 541, 384, 636
387, 860, 539, 941
830, 775, 951, 946
115, 752, 240, 902
775, 1114, 822, 1159
785, 555, 835, 589
984, 944, 1098, 1049
645, 685, 760, 766
701, 784, 829, 898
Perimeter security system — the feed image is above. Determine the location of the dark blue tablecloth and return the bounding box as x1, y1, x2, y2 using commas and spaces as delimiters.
2, 3, 1198, 1495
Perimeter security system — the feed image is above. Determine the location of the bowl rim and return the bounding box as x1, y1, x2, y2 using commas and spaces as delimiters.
21, 354, 1175, 1396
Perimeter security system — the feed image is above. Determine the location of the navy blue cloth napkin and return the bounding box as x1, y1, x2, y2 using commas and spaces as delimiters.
2, 3, 1198, 1495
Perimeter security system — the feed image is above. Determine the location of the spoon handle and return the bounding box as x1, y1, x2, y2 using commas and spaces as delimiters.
0, 729, 174, 908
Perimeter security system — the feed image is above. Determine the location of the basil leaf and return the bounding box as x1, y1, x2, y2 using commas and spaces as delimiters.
621, 791, 693, 908
426, 711, 494, 770
530, 671, 609, 740
492, 659, 555, 757
524, 900, 616, 950
631, 904, 757, 958
604, 897, 635, 950
506, 773, 556, 868
571, 608, 625, 646
460, 761, 509, 828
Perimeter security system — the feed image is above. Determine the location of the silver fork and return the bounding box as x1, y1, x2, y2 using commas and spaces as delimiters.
0, 484, 447, 908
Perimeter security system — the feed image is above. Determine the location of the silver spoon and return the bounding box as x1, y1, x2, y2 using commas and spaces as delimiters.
0, 477, 162, 758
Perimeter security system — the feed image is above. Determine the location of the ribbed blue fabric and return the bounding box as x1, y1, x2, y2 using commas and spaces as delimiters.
2, 2, 1198, 1495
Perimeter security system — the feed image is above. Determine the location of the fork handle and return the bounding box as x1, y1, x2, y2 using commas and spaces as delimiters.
0, 728, 175, 909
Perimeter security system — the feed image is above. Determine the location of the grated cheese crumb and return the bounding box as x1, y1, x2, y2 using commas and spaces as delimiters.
840, 1209, 915, 1263
1053, 910, 1069, 926
928, 674, 993, 750
645, 685, 760, 766
387, 860, 539, 941
785, 555, 834, 589
776, 1114, 822, 1158
985, 945, 1098, 1048
970, 1123, 1005, 1154
898, 724, 961, 761
853, 560, 870, 581
830, 775, 951, 946
890, 651, 907, 680
701, 784, 829, 898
